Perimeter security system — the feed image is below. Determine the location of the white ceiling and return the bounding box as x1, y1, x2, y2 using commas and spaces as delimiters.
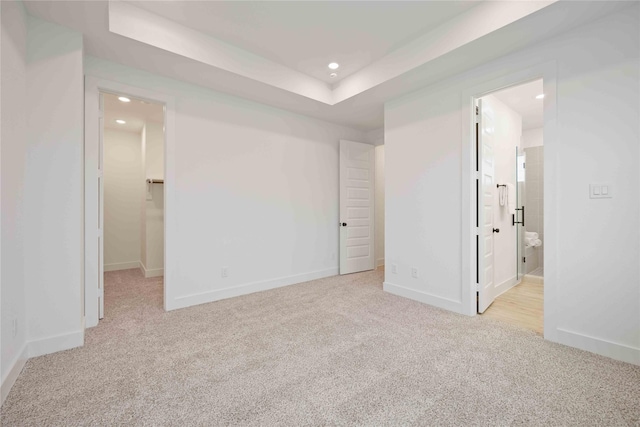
128, 1, 478, 84
103, 92, 164, 133
23, 1, 631, 131
493, 79, 544, 130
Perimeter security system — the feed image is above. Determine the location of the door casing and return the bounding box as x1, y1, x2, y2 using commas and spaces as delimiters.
84, 76, 176, 327
461, 61, 557, 342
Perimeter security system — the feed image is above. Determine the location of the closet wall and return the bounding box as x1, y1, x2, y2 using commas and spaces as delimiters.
104, 128, 143, 271
140, 121, 164, 277
103, 117, 164, 277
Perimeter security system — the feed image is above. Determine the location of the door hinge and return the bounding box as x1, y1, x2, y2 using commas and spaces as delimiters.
98, 287, 104, 298
475, 106, 479, 115
523, 257, 526, 263
475, 283, 479, 291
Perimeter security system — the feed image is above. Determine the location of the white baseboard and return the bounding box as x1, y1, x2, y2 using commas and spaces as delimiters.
377, 258, 385, 267
27, 329, 84, 358
555, 328, 640, 366
1, 344, 28, 406
139, 261, 163, 278
494, 275, 518, 298
383, 281, 463, 314
104, 261, 140, 272
524, 274, 544, 284
168, 268, 339, 311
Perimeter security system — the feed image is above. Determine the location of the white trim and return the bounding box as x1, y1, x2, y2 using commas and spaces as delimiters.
493, 275, 518, 298
383, 282, 464, 314
139, 261, 163, 278
84, 76, 175, 326
1, 344, 28, 405
104, 261, 140, 272
377, 258, 385, 268
555, 328, 640, 366
140, 261, 164, 278
27, 330, 84, 358
169, 268, 338, 311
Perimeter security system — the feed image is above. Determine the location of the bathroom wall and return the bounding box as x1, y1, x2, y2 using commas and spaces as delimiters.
524, 145, 544, 273
522, 128, 543, 149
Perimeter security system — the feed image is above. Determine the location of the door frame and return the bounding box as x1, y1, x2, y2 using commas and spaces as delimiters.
460, 61, 558, 342
84, 76, 176, 327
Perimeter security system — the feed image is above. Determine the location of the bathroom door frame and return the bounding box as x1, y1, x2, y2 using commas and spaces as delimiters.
460, 61, 558, 342
84, 76, 176, 328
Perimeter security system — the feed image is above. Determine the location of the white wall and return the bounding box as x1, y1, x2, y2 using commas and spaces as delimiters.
24, 16, 84, 356
104, 129, 143, 271
142, 121, 164, 276
482, 95, 522, 293
385, 6, 639, 364
522, 127, 543, 148
85, 57, 366, 310
1, 0, 28, 402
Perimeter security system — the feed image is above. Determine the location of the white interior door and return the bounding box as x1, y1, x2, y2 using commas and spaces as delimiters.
98, 93, 105, 319
478, 99, 497, 313
339, 140, 375, 275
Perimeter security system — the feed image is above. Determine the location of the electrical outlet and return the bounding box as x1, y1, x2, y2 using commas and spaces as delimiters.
411, 267, 418, 278
11, 318, 17, 338
391, 264, 398, 274
221, 267, 228, 278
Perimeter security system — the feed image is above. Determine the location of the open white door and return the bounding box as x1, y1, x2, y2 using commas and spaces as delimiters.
477, 99, 497, 313
98, 93, 105, 319
339, 140, 375, 275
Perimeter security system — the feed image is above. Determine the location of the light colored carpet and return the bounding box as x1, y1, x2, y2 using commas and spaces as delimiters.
2, 268, 639, 426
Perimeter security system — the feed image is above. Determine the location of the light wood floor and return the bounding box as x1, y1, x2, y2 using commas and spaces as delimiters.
482, 280, 544, 335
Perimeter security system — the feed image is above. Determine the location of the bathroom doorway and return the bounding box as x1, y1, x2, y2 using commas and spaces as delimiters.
475, 79, 545, 334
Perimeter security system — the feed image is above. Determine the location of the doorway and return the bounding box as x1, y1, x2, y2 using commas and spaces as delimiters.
99, 92, 165, 319
475, 79, 545, 334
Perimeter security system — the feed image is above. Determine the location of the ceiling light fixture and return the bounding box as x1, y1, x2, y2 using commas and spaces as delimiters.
330, 73, 337, 78
116, 119, 126, 124
328, 62, 339, 70
536, 94, 545, 99
118, 96, 131, 102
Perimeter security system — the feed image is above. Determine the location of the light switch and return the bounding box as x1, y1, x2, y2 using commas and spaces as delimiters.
590, 184, 613, 199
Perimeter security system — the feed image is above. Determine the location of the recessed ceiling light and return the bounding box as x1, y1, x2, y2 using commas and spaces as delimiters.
536, 94, 545, 99
328, 62, 339, 70
329, 73, 337, 78
116, 119, 126, 124
118, 96, 131, 103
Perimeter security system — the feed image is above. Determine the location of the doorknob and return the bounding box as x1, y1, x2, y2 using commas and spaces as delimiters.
340, 222, 347, 227
493, 228, 500, 233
